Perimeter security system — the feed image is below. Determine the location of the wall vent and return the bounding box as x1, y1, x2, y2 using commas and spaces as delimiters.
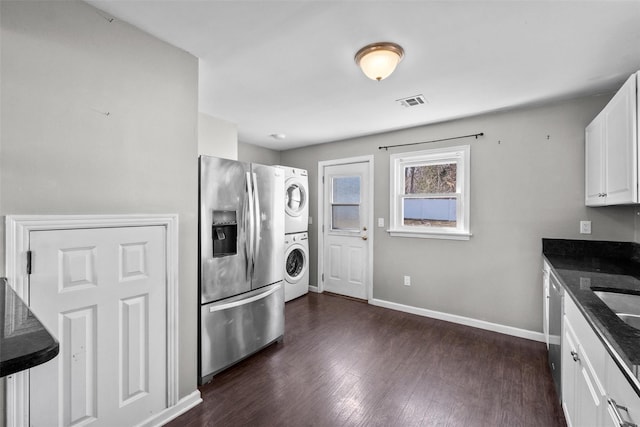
397, 94, 427, 108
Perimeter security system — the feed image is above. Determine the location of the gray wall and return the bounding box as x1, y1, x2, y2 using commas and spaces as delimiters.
1, 1, 199, 423
238, 141, 282, 165
281, 94, 638, 333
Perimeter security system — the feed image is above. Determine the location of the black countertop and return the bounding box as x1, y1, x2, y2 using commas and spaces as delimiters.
543, 239, 640, 395
0, 277, 59, 377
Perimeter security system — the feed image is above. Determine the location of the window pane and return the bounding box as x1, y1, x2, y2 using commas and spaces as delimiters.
332, 205, 359, 230
333, 176, 360, 204
403, 198, 457, 227
404, 163, 457, 194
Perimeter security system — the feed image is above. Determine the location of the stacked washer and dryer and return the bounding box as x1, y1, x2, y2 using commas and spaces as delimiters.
277, 166, 310, 302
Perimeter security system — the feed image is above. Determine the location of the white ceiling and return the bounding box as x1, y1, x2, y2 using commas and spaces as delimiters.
85, 0, 640, 151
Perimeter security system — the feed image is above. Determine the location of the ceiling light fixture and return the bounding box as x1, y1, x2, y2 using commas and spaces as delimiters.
354, 42, 405, 82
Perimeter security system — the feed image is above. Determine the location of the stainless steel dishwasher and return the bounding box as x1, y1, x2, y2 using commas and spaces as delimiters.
548, 271, 563, 400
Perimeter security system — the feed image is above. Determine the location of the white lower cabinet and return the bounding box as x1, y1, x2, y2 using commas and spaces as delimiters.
562, 294, 640, 427
562, 296, 607, 427
543, 260, 550, 348
605, 355, 640, 427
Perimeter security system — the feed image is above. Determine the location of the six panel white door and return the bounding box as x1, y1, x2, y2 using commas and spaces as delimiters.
28, 226, 167, 427
323, 162, 370, 300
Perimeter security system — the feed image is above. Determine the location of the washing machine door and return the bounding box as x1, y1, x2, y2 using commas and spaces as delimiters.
285, 178, 307, 217
285, 245, 307, 283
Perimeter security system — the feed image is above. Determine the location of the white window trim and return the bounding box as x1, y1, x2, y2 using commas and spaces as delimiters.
388, 145, 471, 240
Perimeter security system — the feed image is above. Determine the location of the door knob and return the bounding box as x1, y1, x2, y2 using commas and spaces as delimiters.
363, 226, 367, 231
362, 236, 368, 241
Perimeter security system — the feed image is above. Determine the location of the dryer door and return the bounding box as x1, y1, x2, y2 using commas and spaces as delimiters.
285, 178, 308, 218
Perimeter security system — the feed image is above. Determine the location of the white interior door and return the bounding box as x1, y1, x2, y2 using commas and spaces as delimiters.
28, 226, 167, 427
322, 161, 371, 300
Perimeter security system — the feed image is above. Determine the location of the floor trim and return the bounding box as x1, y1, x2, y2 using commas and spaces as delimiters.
370, 298, 545, 342
138, 390, 202, 427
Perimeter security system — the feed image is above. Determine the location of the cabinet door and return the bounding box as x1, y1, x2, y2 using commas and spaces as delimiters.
604, 73, 638, 205
575, 349, 606, 427
605, 354, 640, 427
586, 116, 606, 206
543, 261, 550, 348
563, 316, 579, 427
563, 314, 607, 427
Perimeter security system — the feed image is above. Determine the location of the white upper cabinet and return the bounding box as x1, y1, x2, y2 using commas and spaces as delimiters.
586, 117, 606, 205
585, 72, 638, 206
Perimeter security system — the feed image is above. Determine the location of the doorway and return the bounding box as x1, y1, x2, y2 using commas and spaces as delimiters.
4, 215, 185, 427
317, 156, 374, 301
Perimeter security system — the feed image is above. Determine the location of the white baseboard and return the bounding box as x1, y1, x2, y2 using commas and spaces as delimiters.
369, 298, 545, 343
308, 285, 320, 293
138, 390, 202, 427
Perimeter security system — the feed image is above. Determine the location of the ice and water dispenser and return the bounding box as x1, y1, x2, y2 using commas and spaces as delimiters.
212, 210, 237, 257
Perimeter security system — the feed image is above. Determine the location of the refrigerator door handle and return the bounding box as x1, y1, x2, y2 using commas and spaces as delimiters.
251, 171, 261, 277
245, 171, 255, 280
208, 284, 281, 312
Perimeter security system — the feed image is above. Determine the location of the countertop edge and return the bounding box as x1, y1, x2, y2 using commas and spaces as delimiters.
1, 278, 60, 377
0, 338, 59, 377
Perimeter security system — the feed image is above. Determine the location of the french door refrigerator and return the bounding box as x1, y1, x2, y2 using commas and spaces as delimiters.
198, 155, 285, 384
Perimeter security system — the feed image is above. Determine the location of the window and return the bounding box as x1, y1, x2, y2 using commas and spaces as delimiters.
331, 176, 361, 231
389, 145, 471, 240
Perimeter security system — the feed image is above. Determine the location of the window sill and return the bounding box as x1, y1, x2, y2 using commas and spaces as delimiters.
387, 229, 472, 241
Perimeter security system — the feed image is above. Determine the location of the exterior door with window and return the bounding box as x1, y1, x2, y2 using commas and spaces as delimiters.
323, 162, 370, 299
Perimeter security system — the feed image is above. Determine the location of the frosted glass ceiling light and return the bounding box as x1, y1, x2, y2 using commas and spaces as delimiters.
355, 42, 404, 81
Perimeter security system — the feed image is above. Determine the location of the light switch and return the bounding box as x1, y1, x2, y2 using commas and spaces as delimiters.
308, 216, 313, 225
377, 218, 385, 228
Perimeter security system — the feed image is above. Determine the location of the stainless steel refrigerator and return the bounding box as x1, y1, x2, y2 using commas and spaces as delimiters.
198, 155, 285, 384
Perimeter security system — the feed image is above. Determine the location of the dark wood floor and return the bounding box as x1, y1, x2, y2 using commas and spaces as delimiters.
169, 293, 566, 427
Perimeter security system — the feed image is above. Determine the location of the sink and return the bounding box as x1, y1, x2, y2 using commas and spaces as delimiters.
593, 290, 640, 330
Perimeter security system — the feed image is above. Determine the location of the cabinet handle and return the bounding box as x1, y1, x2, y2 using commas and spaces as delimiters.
571, 350, 579, 362
608, 398, 637, 427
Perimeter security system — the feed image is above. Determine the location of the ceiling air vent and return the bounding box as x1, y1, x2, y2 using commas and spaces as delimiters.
397, 94, 427, 108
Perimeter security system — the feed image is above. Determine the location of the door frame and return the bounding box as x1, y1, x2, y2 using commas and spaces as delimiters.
317, 155, 374, 302
4, 214, 181, 427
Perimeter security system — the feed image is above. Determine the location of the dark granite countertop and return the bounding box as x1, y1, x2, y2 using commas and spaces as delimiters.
543, 238, 640, 396
0, 278, 59, 377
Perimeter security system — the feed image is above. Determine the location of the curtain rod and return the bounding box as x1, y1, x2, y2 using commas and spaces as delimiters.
378, 132, 484, 151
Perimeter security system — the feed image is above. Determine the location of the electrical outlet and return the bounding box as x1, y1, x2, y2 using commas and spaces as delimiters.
580, 220, 592, 234
308, 216, 313, 225
403, 275, 411, 286
378, 218, 385, 227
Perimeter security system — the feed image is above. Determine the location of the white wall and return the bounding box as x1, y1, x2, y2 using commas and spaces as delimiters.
1, 1, 199, 424
199, 113, 238, 160
281, 94, 638, 334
